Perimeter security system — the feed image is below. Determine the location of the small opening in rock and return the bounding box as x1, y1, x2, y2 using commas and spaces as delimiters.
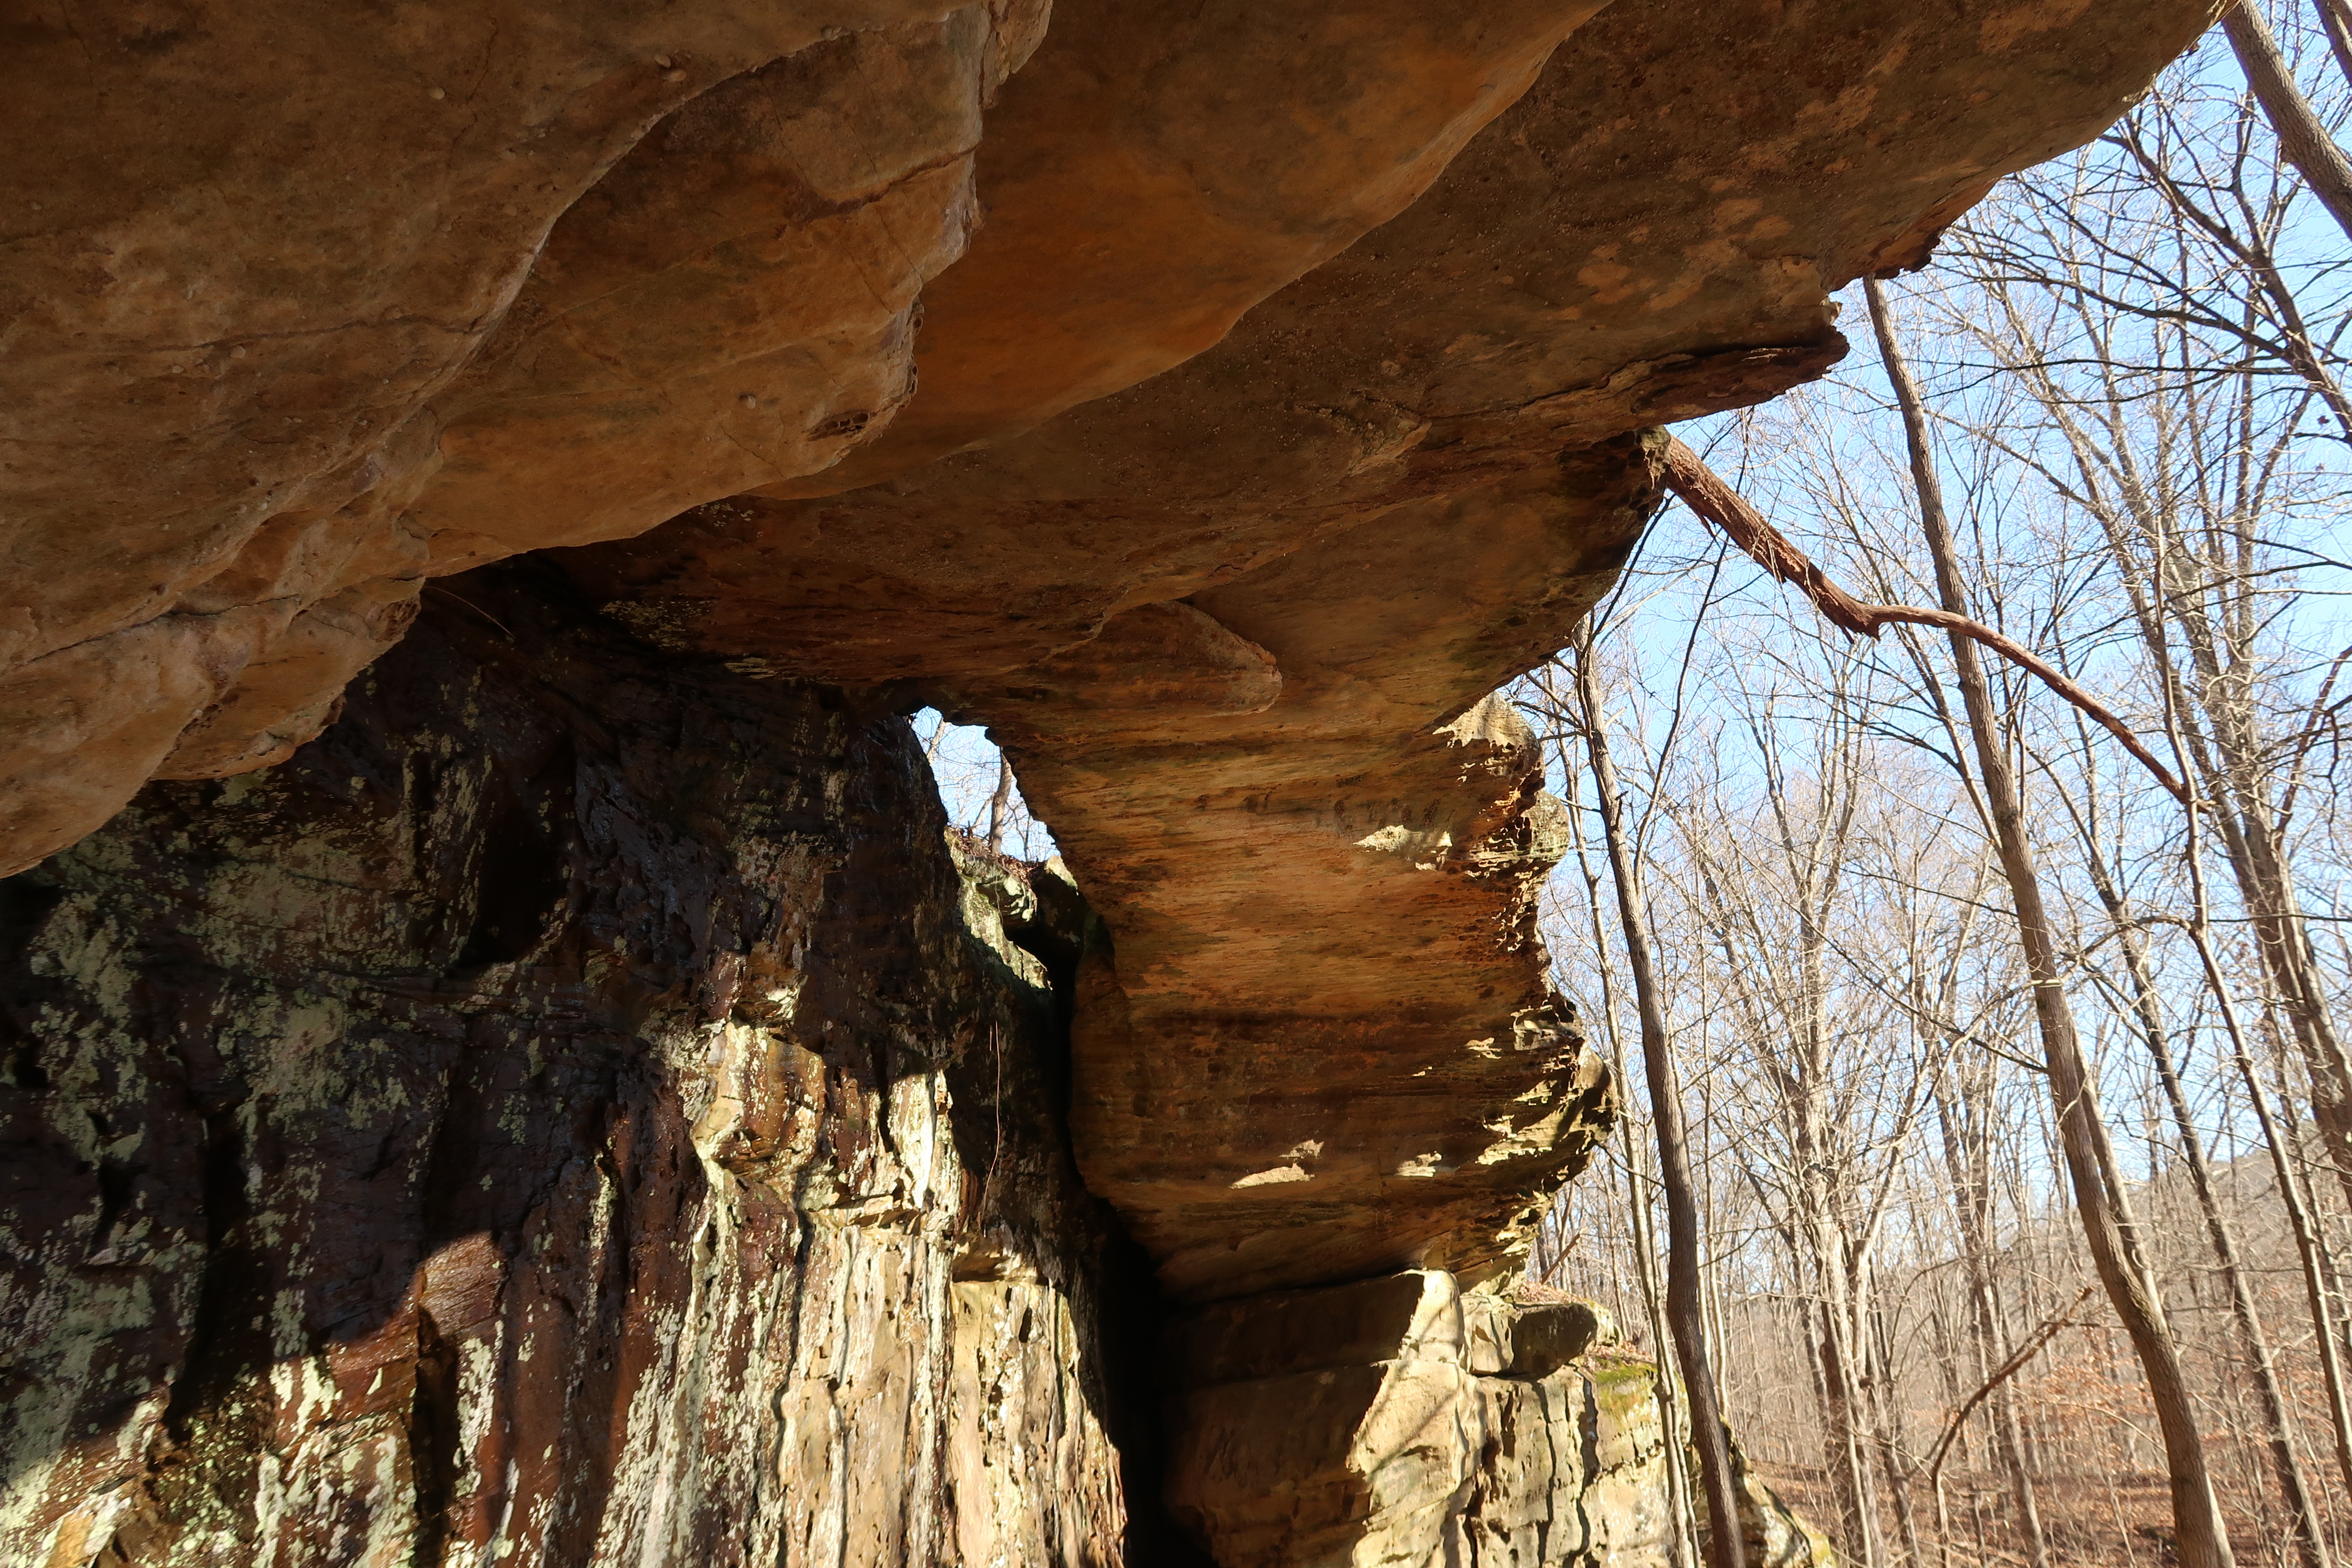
912, 707, 1059, 863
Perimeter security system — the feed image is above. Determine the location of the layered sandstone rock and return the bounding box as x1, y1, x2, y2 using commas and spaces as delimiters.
559, 0, 2215, 1300
1, 2, 2220, 1563
0, 0, 1050, 870
1161, 1269, 1821, 1568
0, 574, 1133, 1565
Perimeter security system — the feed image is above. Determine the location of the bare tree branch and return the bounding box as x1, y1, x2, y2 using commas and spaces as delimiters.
1923, 1287, 2098, 1485
1660, 435, 2193, 806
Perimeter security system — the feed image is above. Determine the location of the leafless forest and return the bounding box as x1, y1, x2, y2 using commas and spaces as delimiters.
1518, 6, 2352, 1568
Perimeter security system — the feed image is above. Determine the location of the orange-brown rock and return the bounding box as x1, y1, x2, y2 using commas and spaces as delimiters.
557, 0, 2213, 1299
749, 0, 1621, 495
1, 1, 2221, 1562
0, 0, 1045, 870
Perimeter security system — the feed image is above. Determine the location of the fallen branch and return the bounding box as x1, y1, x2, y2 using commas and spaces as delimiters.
1660, 437, 2191, 806
1923, 1286, 2096, 1485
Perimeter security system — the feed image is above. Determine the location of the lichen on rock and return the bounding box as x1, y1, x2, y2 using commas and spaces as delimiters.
0, 571, 1131, 1565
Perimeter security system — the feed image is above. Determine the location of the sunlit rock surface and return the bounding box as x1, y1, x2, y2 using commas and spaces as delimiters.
2, 0, 2214, 1562
0, 0, 1049, 868
558, 0, 2212, 1299
1161, 1269, 1828, 1568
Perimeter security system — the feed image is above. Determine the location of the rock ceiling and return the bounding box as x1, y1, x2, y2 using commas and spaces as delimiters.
2, 0, 2212, 1298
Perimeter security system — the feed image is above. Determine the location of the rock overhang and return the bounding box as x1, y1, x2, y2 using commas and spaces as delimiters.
0, 0, 2217, 1303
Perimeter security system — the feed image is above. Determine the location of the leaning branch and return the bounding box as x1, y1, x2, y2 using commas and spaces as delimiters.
1659, 437, 2192, 807
1923, 1286, 2098, 1485
2222, 0, 2352, 248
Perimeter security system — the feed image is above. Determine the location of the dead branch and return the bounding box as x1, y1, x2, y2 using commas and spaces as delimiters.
1923, 1286, 2098, 1485
1660, 437, 2192, 807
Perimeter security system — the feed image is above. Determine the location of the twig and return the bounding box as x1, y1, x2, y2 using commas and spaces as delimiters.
423, 583, 518, 643
1659, 438, 2192, 806
1923, 1286, 2097, 1485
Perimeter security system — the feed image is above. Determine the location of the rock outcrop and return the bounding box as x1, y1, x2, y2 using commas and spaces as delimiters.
1, 1, 2217, 1563
1, 0, 1051, 869
0, 574, 1133, 1565
1160, 1269, 1826, 1568
554, 0, 2215, 1301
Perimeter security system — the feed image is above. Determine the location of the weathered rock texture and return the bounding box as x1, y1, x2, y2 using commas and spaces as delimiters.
559, 0, 2216, 1298
0, 1, 2219, 1563
1161, 1269, 1826, 1568
0, 573, 1134, 1565
1, 0, 1051, 867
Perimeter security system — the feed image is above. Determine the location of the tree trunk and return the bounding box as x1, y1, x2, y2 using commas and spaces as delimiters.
2315, 0, 2352, 89
1929, 1058, 2052, 1568
2080, 845, 2336, 1565
984, 751, 1016, 850
2223, 0, 2352, 244
1574, 628, 1750, 1568
1866, 276, 2237, 1568
1867, 1306, 1925, 1568
2161, 575, 2352, 1222
1557, 695, 1703, 1568
2177, 848, 2352, 1512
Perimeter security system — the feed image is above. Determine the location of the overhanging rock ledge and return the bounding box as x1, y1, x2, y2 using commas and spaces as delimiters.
0, 1, 2213, 1562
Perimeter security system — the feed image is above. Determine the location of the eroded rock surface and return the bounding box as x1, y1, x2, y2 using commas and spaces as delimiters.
0, 0, 1047, 869
0, 573, 1133, 1565
0, 2, 2221, 1563
558, 0, 2214, 1299
1162, 1269, 1818, 1568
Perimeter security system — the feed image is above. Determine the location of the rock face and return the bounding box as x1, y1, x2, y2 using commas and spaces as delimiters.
1167, 1273, 1586, 1566
551, 0, 2215, 1300
0, 0, 1051, 870
0, 574, 1133, 1565
1160, 1269, 1822, 1568
0, 1, 2216, 1563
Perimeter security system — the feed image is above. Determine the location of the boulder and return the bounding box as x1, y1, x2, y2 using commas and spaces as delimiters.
1164, 1270, 1730, 1568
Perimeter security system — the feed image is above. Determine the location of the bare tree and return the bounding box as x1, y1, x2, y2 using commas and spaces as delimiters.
1868, 272, 2237, 1568
1572, 622, 1750, 1568
2223, 0, 2352, 243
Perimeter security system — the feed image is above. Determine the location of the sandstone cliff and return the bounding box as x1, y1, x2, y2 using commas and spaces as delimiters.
2, 575, 1136, 1563
0, 0, 2215, 1562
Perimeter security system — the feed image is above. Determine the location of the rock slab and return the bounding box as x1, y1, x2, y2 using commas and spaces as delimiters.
1165, 1271, 1828, 1568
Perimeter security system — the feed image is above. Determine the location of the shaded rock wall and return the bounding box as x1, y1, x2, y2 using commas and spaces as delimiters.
0, 570, 1131, 1565
0, 570, 1779, 1568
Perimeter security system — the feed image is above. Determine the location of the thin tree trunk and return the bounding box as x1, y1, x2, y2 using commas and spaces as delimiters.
1868, 1305, 1925, 1568
1575, 627, 1749, 1568
2176, 856, 2352, 1509
1866, 275, 2237, 1568
1929, 1059, 2052, 1568
983, 753, 1015, 851
2159, 559, 2352, 1222
2315, 0, 2352, 89
1816, 1296, 1883, 1568
2077, 839, 2334, 1567
2223, 0, 2352, 245
1559, 692, 1702, 1568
